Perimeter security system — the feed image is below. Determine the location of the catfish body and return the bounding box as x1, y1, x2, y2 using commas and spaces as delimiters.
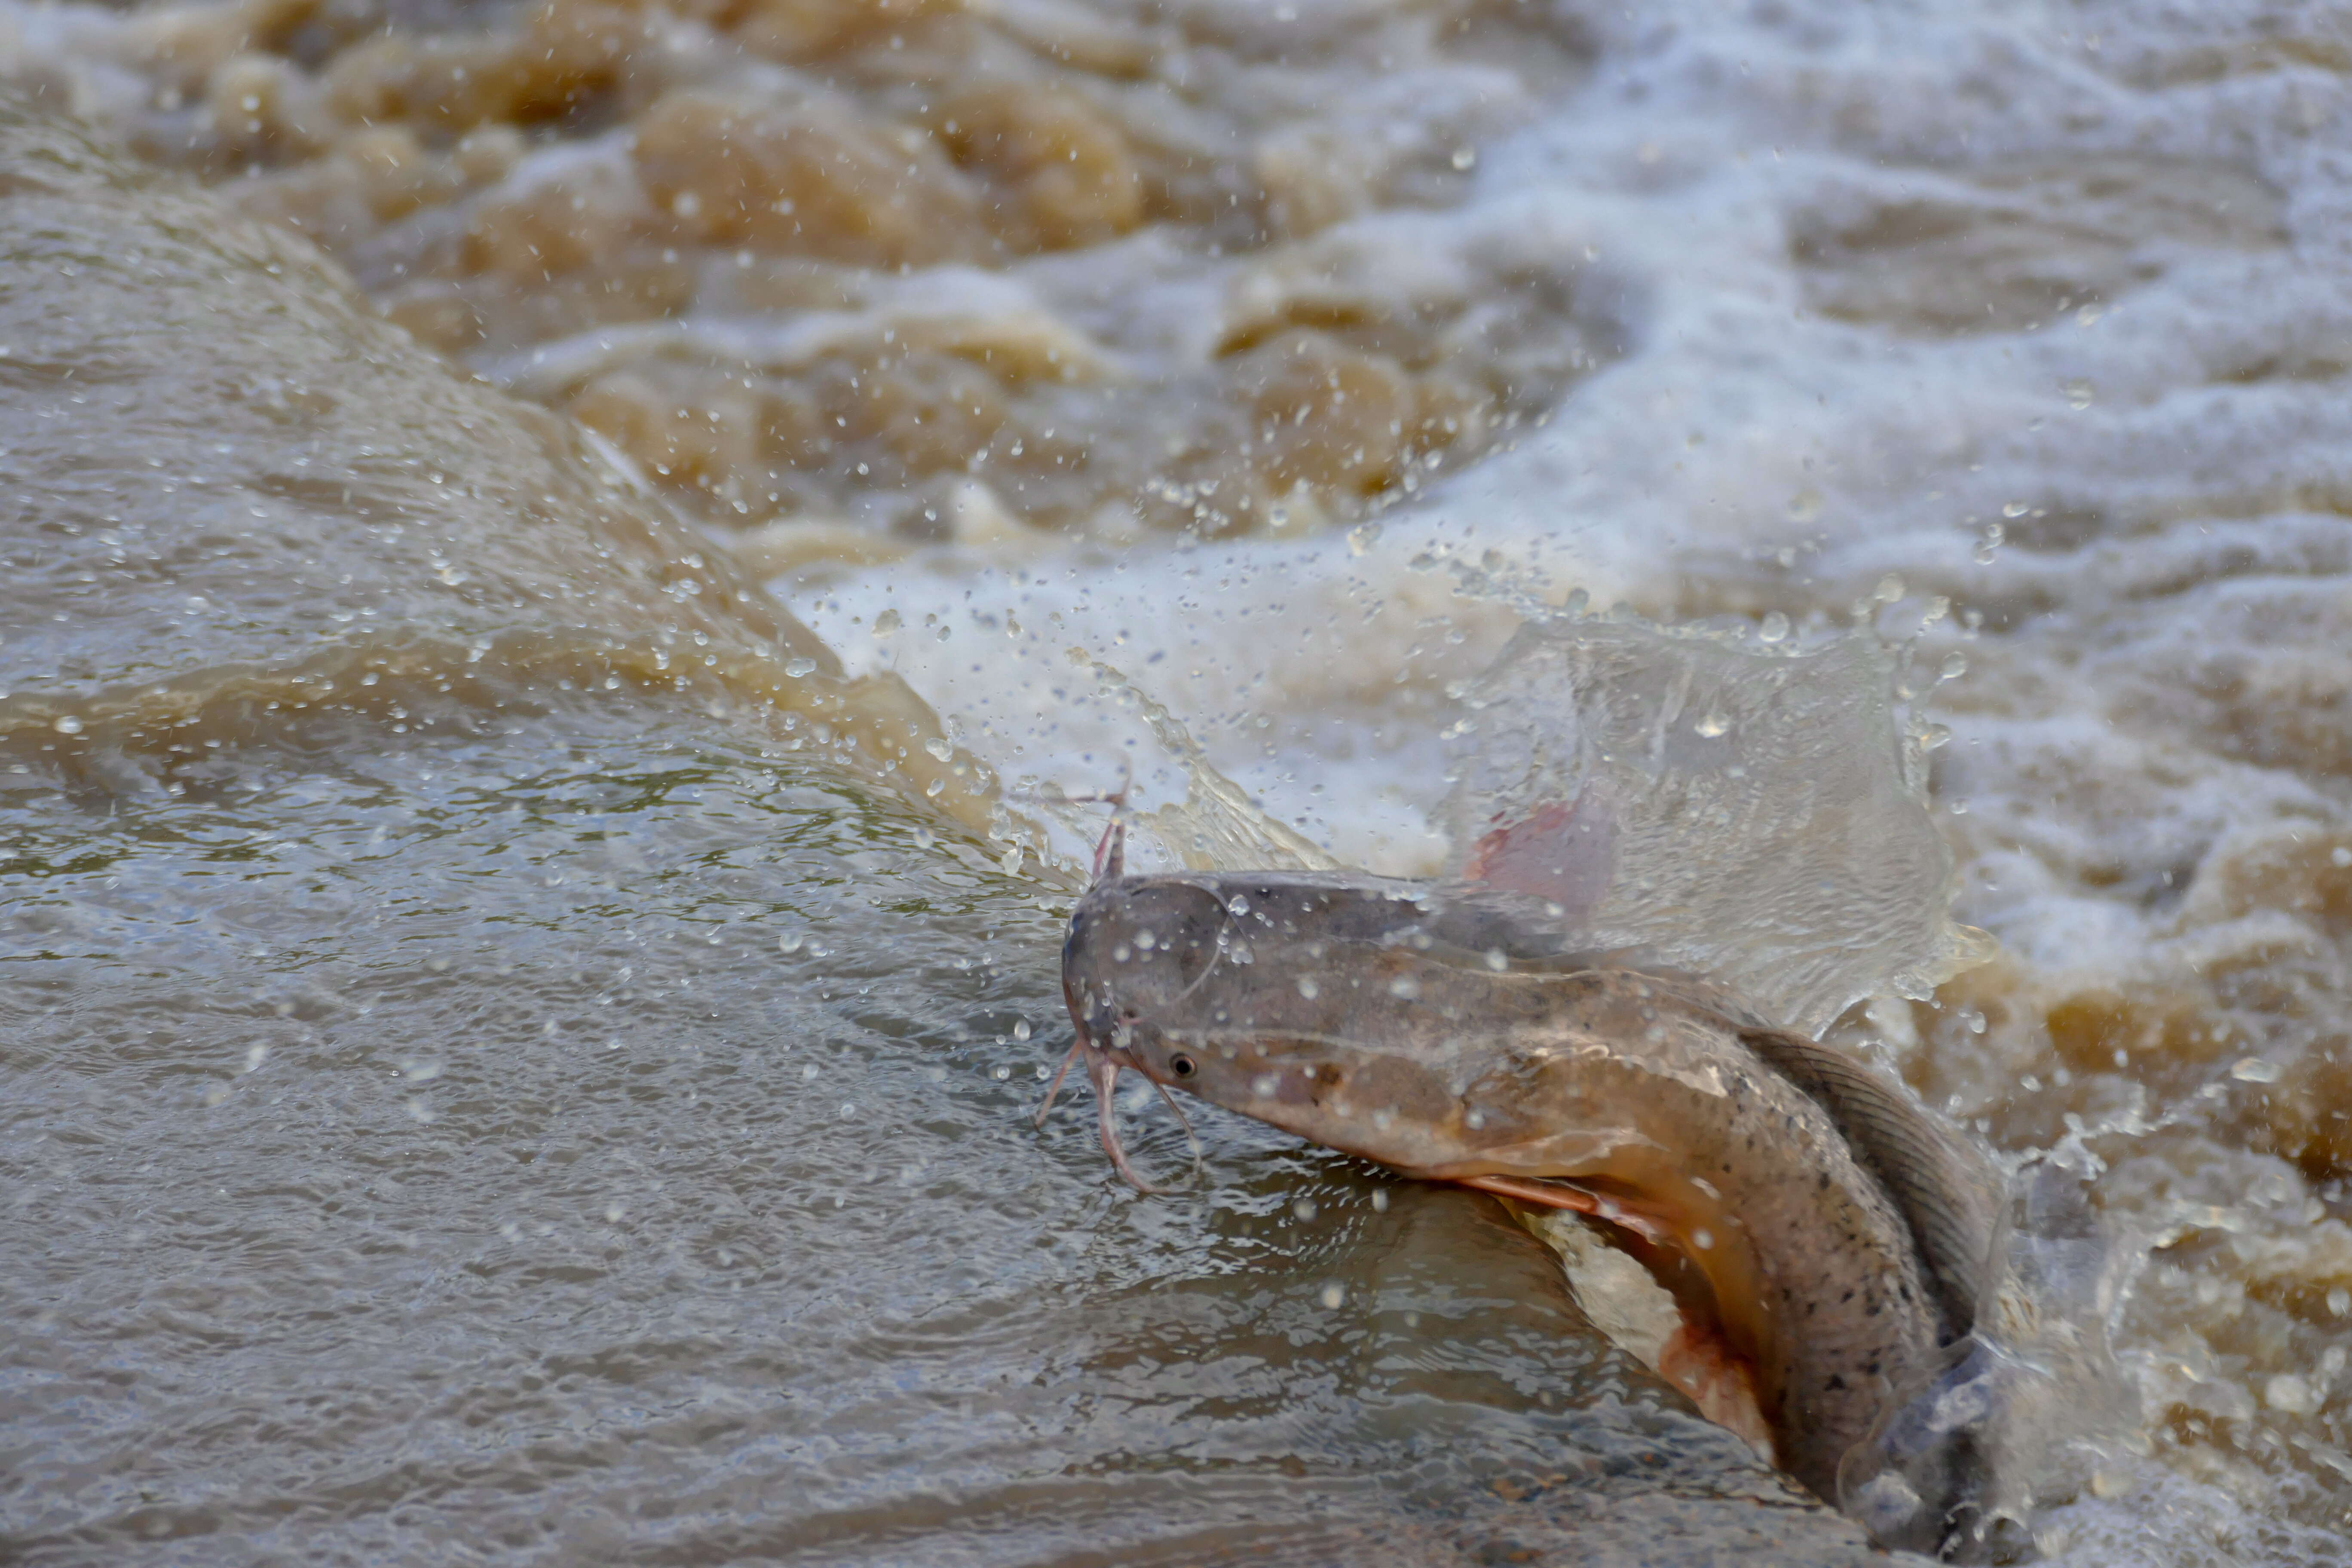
1060, 869, 2004, 1549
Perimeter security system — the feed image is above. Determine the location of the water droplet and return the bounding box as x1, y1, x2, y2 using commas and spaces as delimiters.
1483, 949, 1508, 973
51, 715, 83, 735
839, 1102, 857, 1120
1347, 522, 1381, 556
2002, 500, 2030, 519
993, 1065, 1011, 1080
1874, 573, 1905, 602
783, 658, 817, 678
605, 1202, 625, 1222
872, 608, 902, 636
1293, 1197, 1318, 1221
2333, 847, 2352, 869
1319, 1282, 1345, 1309
1296, 977, 1320, 999
924, 736, 954, 762
1013, 1020, 1031, 1042
1451, 146, 1477, 171
2265, 1373, 2319, 1415
1693, 710, 1729, 738
2064, 379, 2095, 410
778, 932, 804, 954
243, 1044, 269, 1072
1227, 894, 1250, 917
1134, 930, 1157, 951
1388, 976, 1421, 999
2328, 1286, 2350, 1317
1941, 652, 1969, 680
1757, 612, 1790, 644
1371, 1190, 1389, 1213
2230, 1057, 2283, 1084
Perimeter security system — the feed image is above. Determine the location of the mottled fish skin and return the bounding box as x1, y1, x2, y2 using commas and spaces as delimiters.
1060, 870, 1999, 1522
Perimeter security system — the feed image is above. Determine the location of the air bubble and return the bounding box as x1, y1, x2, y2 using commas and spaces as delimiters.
52, 715, 83, 735
1013, 1020, 1031, 1041
1693, 710, 1729, 738
1757, 612, 1790, 644
1293, 1197, 1318, 1221
1319, 1282, 1345, 1309
1297, 977, 1320, 998
778, 932, 804, 954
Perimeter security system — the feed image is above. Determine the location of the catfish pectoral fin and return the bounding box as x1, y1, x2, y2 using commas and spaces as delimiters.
1455, 1173, 1671, 1245
1455, 1173, 1605, 1216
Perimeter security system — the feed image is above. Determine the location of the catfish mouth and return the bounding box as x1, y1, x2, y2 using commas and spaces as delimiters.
1036, 1010, 1203, 1193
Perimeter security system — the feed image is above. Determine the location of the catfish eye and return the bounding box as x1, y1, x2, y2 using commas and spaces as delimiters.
1168, 1053, 1197, 1080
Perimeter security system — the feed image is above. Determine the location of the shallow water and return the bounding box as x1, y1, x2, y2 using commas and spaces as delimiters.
0, 93, 1898, 1566
6, 0, 2352, 1562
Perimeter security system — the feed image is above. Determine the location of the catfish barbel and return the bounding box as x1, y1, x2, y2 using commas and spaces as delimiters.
1046, 865, 2009, 1558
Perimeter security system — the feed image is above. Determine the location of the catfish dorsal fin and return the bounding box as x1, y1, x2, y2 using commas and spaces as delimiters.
1735, 1026, 2003, 1343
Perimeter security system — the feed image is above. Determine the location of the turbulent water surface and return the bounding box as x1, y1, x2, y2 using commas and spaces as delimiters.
5, 0, 2352, 1564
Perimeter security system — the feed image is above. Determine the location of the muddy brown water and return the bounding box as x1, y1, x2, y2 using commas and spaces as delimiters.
0, 100, 1908, 1564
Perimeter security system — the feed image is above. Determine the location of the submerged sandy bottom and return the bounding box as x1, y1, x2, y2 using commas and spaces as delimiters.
4, 0, 2352, 1562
